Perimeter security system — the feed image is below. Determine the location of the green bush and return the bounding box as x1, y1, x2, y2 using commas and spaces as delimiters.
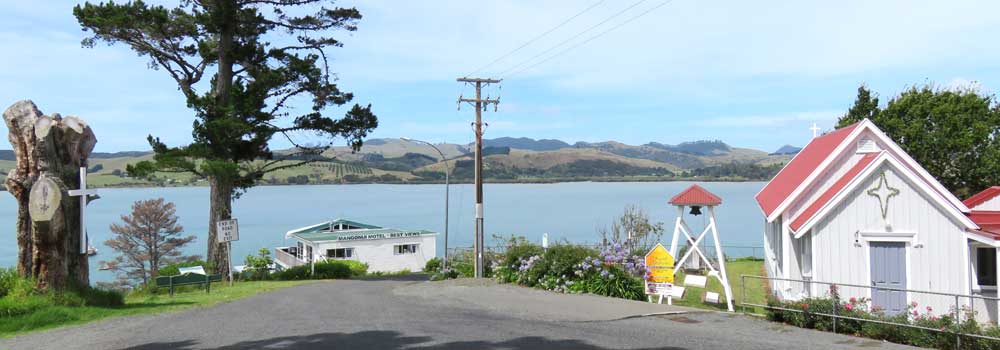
0, 267, 34, 298
499, 236, 544, 271
341, 260, 369, 277
0, 295, 50, 318
158, 260, 211, 277
425, 257, 442, 272
273, 260, 358, 280
243, 248, 274, 281
766, 295, 1000, 350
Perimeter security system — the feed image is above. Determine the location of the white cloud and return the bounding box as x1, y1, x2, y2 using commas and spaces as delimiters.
335, 0, 1000, 93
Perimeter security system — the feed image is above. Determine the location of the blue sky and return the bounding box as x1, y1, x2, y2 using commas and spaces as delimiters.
2, 0, 999, 153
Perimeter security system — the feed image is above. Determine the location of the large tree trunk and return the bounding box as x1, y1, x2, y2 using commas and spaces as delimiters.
207, 177, 233, 277
4, 100, 96, 289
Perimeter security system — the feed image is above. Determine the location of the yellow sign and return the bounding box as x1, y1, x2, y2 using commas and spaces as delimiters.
645, 243, 675, 283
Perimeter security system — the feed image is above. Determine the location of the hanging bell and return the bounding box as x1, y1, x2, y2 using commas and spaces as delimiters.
689, 205, 703, 216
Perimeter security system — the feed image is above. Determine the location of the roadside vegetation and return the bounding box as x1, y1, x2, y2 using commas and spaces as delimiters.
0, 248, 380, 337
0, 266, 310, 337
428, 206, 767, 312
766, 288, 1000, 349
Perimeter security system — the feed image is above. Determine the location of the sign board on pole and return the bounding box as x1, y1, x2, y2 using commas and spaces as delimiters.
644, 243, 676, 304
217, 219, 240, 243
216, 219, 239, 286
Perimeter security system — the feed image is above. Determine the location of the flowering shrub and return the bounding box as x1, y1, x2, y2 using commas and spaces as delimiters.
491, 239, 643, 300
766, 287, 1000, 350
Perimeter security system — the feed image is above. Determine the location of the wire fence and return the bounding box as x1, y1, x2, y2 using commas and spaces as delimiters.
739, 275, 1000, 347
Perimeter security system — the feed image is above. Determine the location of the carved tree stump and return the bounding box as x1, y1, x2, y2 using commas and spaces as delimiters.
4, 100, 96, 289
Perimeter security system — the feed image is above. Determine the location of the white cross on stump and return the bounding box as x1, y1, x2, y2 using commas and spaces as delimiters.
68, 167, 98, 254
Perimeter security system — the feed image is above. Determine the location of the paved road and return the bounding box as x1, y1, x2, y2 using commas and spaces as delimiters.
1, 277, 918, 350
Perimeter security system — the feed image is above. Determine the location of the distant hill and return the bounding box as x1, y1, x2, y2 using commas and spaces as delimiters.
645, 140, 732, 156
770, 145, 802, 155
481, 137, 571, 151
0, 136, 793, 187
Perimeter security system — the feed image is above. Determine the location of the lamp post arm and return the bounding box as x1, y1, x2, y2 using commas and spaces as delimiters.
409, 139, 451, 270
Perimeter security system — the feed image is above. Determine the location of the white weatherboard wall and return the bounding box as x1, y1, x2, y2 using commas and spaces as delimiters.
810, 164, 969, 316
315, 234, 436, 273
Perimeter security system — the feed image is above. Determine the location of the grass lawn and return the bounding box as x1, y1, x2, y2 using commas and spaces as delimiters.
670, 258, 768, 313
0, 280, 312, 338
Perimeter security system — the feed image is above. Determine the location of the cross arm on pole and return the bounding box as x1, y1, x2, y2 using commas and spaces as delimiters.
456, 77, 502, 84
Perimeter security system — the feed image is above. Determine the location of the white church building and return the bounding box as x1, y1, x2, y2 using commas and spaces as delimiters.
756, 119, 1000, 322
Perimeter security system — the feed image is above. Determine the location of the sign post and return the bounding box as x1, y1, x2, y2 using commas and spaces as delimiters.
67, 167, 98, 254
644, 243, 675, 305
216, 219, 239, 285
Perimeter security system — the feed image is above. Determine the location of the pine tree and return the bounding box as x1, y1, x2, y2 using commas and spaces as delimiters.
74, 0, 378, 275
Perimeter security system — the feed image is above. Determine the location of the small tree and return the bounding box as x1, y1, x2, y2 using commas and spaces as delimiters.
243, 248, 274, 281
599, 205, 664, 254
103, 198, 198, 287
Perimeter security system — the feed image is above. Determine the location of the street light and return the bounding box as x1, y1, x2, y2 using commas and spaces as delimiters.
401, 137, 451, 270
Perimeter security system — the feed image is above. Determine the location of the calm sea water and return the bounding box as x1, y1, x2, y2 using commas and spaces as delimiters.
0, 182, 766, 282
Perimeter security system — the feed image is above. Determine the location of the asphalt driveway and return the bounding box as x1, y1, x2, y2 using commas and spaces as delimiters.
0, 277, 919, 350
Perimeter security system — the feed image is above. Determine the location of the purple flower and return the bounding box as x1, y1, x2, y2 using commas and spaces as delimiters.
600, 270, 609, 278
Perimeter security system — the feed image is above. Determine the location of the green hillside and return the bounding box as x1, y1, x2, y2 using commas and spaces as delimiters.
0, 137, 792, 188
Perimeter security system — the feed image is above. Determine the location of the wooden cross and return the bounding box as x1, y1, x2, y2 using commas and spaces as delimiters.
68, 167, 98, 254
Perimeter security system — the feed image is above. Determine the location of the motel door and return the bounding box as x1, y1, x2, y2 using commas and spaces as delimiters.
870, 242, 906, 314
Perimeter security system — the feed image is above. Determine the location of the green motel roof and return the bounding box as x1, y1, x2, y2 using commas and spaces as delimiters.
286, 219, 436, 243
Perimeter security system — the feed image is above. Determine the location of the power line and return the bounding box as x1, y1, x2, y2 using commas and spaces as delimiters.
466, 0, 607, 77
495, 0, 649, 78
505, 0, 677, 79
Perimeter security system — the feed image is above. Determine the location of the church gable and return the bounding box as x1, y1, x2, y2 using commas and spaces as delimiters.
792, 153, 977, 236
757, 119, 971, 225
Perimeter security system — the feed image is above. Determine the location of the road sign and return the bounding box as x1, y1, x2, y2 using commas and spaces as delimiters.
644, 243, 675, 283
216, 218, 239, 286
217, 219, 239, 243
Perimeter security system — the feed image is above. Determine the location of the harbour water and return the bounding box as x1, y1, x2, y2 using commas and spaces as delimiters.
0, 181, 766, 282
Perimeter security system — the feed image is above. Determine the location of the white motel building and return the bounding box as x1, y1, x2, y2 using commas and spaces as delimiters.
274, 219, 437, 273
757, 119, 1000, 322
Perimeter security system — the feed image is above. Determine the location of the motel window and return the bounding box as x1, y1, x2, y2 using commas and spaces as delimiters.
395, 244, 418, 255
327, 248, 354, 259
977, 248, 997, 287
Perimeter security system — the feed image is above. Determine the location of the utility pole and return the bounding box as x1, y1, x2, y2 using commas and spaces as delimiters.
457, 77, 500, 278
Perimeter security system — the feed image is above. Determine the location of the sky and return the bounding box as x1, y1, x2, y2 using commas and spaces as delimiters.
1, 0, 999, 153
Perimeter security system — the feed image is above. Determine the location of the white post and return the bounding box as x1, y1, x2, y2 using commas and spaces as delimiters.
228, 241, 234, 286
708, 206, 735, 312
67, 167, 97, 254
995, 247, 999, 322
669, 206, 683, 257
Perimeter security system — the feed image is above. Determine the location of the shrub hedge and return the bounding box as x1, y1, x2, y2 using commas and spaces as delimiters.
766, 291, 1000, 350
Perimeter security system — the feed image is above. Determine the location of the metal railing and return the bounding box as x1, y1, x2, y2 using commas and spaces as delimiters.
740, 274, 1000, 347
274, 247, 305, 268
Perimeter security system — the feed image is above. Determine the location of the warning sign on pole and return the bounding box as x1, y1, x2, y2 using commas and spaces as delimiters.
217, 219, 240, 243
644, 243, 675, 304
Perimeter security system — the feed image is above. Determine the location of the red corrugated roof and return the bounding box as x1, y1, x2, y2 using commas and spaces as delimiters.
964, 187, 1000, 209
669, 184, 722, 206
969, 211, 1000, 240
969, 211, 1000, 226
789, 152, 880, 232
756, 122, 861, 218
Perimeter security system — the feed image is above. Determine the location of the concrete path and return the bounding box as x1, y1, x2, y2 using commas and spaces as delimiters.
1, 277, 920, 350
